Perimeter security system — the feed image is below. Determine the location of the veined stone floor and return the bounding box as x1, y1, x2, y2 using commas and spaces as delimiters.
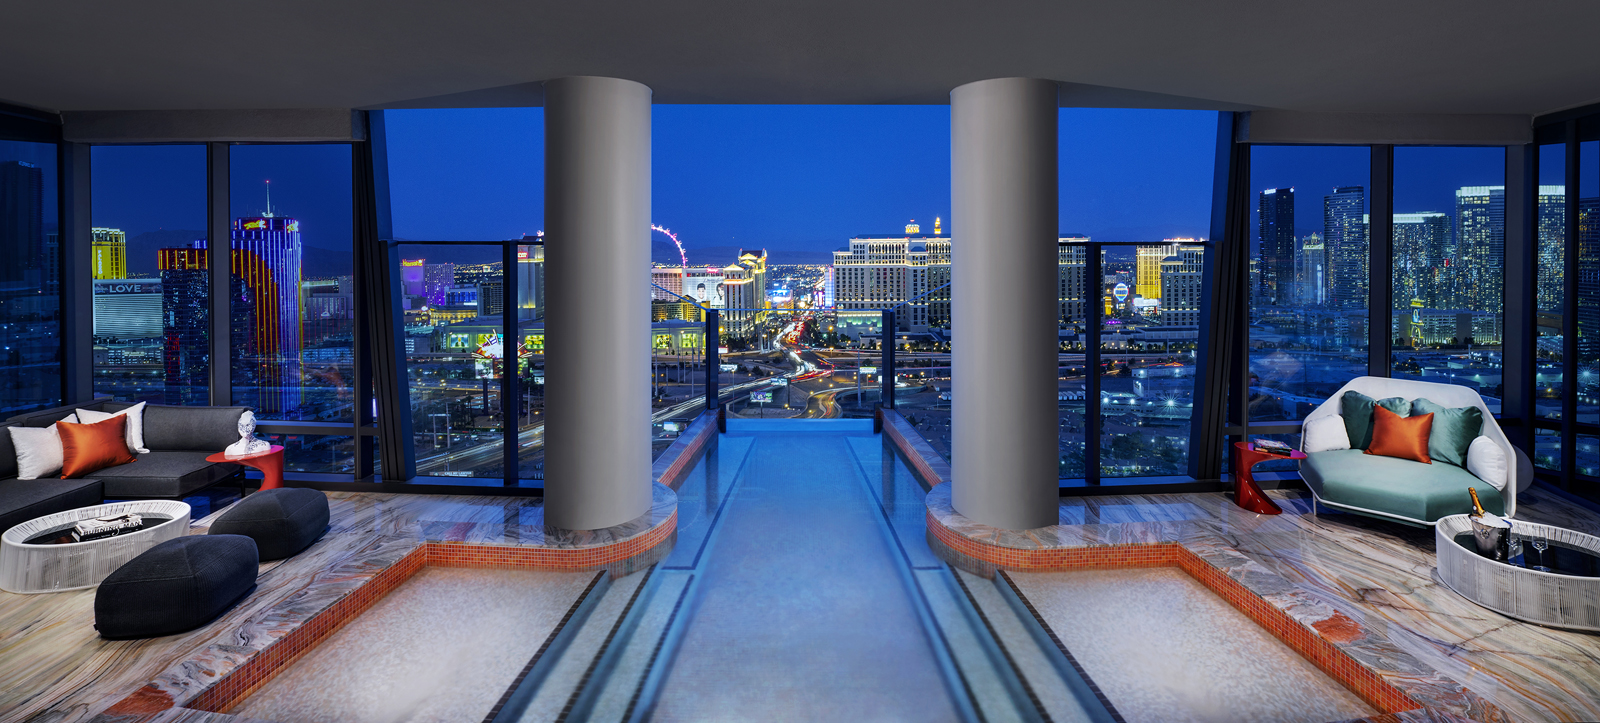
1041, 487, 1600, 723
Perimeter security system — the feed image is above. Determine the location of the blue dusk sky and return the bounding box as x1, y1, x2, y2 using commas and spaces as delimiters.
84, 105, 1530, 268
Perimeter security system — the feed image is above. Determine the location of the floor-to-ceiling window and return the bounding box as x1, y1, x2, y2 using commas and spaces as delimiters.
382, 108, 544, 483
1389, 147, 1506, 410
1060, 108, 1217, 482
89, 145, 208, 406
228, 144, 357, 473
0, 139, 60, 415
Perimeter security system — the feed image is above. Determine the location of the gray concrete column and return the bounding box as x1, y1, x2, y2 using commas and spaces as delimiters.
543, 76, 654, 530
951, 78, 1060, 530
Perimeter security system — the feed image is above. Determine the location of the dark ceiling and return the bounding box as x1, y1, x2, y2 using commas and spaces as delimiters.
4, 0, 1597, 114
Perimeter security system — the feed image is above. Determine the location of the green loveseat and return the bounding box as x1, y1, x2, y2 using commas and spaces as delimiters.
1297, 377, 1529, 527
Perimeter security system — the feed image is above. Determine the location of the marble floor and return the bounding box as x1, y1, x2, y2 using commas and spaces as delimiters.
0, 492, 646, 723
1012, 567, 1374, 723
1038, 488, 1600, 723
230, 566, 593, 723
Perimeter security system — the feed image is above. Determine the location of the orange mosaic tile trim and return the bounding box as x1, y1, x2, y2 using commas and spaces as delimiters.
655, 414, 717, 491
930, 511, 1424, 717
183, 544, 429, 713
428, 510, 677, 571
111, 511, 678, 718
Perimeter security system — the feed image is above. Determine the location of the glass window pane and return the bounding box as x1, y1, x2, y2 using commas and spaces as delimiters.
400, 244, 507, 479
1537, 143, 1566, 421
228, 144, 353, 423
1390, 147, 1504, 413
0, 140, 61, 414
1579, 141, 1599, 426
1062, 109, 1216, 479
1247, 146, 1371, 422
90, 145, 209, 405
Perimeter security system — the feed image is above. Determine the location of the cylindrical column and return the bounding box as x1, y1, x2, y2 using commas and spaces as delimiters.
951, 78, 1060, 530
543, 76, 653, 530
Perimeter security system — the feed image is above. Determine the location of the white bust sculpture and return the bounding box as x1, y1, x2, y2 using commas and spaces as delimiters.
225, 410, 271, 457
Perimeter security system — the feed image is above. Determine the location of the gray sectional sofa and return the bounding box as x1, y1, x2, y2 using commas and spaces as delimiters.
0, 400, 250, 534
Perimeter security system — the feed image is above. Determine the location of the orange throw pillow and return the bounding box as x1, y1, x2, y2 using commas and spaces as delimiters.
58, 415, 136, 479
1364, 405, 1434, 464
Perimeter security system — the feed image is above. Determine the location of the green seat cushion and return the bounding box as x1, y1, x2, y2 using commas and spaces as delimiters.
1410, 398, 1482, 468
1340, 392, 1412, 449
1302, 449, 1504, 522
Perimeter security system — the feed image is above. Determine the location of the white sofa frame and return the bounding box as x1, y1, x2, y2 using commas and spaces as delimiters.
1298, 376, 1532, 526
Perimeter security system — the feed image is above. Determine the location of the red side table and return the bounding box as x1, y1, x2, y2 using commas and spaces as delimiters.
207, 445, 286, 491
1231, 441, 1306, 515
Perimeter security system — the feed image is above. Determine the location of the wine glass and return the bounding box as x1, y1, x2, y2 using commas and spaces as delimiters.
1531, 533, 1550, 572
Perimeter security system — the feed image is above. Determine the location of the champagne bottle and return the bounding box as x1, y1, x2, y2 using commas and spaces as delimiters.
1468, 487, 1486, 518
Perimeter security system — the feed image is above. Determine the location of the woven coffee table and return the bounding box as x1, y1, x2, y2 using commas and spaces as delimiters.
0, 500, 191, 594
1435, 514, 1600, 631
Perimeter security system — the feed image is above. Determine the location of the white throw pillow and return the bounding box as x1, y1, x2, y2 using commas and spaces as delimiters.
1301, 414, 1352, 453
1467, 436, 1508, 490
76, 402, 149, 454
10, 418, 75, 480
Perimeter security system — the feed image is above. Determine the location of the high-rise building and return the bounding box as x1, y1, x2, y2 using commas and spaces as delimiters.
400, 259, 425, 297
1392, 212, 1449, 309
1455, 186, 1505, 313
1258, 188, 1295, 305
652, 265, 685, 301
0, 160, 43, 288
478, 281, 504, 317
832, 228, 1091, 331
158, 242, 209, 405
720, 249, 769, 336
1136, 242, 1178, 301
1160, 244, 1205, 326
1294, 233, 1325, 305
1536, 186, 1566, 311
423, 262, 454, 305
91, 227, 128, 280
231, 216, 304, 415
517, 241, 544, 320
92, 279, 163, 339
1324, 186, 1367, 311
1578, 197, 1600, 363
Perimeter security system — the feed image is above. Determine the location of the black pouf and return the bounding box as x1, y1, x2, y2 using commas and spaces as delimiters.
210, 488, 329, 561
95, 535, 258, 640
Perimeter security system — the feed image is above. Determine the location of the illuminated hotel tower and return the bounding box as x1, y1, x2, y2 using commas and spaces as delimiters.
231, 216, 304, 415
159, 242, 210, 405
91, 227, 128, 280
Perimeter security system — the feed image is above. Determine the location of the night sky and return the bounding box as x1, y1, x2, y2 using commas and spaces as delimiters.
82, 106, 1545, 270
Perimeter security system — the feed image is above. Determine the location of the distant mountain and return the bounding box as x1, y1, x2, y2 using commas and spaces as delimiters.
653, 240, 832, 266
125, 229, 351, 280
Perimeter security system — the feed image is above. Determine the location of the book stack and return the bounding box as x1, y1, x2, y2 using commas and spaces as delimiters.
1252, 438, 1294, 457
71, 513, 143, 543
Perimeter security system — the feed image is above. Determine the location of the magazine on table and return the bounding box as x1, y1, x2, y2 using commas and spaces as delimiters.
1251, 438, 1294, 456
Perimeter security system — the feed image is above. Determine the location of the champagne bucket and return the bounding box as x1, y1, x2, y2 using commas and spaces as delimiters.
1469, 515, 1509, 559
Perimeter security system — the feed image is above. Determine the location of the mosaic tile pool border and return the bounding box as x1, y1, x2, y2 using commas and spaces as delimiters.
100, 517, 676, 720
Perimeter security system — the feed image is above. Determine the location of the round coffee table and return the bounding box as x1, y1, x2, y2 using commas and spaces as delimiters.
1436, 514, 1600, 631
0, 500, 192, 594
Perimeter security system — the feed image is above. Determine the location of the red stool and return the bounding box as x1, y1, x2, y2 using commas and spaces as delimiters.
207, 445, 286, 491
1231, 441, 1307, 515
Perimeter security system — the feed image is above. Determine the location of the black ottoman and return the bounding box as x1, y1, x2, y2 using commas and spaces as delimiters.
210, 488, 329, 561
95, 535, 258, 640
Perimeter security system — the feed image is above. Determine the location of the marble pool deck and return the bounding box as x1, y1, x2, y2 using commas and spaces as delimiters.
919, 479, 1600, 723
0, 483, 676, 723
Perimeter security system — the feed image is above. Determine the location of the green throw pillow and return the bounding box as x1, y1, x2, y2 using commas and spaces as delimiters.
1411, 398, 1482, 468
1340, 391, 1411, 450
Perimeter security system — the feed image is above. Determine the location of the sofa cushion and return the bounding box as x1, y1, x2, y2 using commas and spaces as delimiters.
1302, 448, 1504, 523
1364, 405, 1433, 464
0, 478, 104, 535
90, 451, 242, 499
1340, 392, 1411, 450
94, 534, 258, 639
1411, 398, 1483, 468
142, 405, 247, 452
210, 488, 329, 560
0, 423, 17, 479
